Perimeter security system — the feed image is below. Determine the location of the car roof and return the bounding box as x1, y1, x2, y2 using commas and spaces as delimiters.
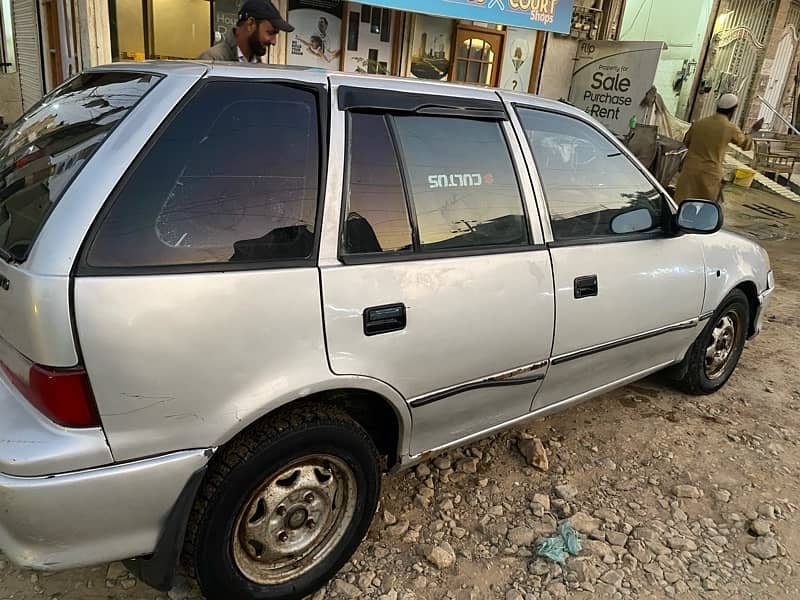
88, 60, 578, 115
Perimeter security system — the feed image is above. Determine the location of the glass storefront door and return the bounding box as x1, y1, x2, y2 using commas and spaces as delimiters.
110, 0, 211, 60
214, 0, 241, 45
451, 26, 504, 87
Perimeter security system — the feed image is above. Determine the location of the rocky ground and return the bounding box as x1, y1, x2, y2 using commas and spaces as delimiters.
1, 184, 799, 600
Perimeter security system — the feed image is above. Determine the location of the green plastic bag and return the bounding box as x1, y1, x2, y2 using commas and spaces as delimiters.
534, 521, 582, 564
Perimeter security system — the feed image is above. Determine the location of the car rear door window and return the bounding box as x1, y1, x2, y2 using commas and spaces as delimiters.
0, 72, 159, 262
516, 107, 664, 242
392, 115, 528, 252
87, 80, 320, 268
343, 112, 412, 255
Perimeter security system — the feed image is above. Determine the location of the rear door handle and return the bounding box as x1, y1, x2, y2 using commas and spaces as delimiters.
574, 275, 598, 299
363, 303, 406, 336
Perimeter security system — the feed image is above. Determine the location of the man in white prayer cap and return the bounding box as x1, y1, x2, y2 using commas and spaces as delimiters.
674, 93, 763, 204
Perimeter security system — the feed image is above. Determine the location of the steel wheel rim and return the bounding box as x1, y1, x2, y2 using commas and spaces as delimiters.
705, 310, 742, 380
232, 454, 358, 585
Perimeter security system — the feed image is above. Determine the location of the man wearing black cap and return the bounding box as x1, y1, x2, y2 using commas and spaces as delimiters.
199, 0, 294, 63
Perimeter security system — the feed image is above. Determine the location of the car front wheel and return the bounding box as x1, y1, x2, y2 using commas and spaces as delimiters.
677, 288, 750, 395
184, 404, 381, 600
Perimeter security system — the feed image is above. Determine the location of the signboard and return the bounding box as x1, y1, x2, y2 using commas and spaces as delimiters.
362, 0, 573, 33
287, 0, 343, 67
569, 40, 664, 135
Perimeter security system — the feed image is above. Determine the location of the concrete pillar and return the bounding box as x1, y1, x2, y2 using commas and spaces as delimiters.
76, 0, 112, 68
267, 0, 287, 65
0, 73, 24, 122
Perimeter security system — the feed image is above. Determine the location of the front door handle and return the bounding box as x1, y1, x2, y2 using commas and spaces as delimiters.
574, 275, 598, 299
363, 303, 406, 336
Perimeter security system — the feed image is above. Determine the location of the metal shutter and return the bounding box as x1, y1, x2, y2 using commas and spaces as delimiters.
12, 0, 44, 110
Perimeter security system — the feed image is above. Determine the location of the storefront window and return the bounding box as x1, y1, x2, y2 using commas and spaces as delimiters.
154, 0, 211, 58
0, 0, 16, 72
214, 0, 241, 44
109, 0, 211, 60
112, 0, 146, 60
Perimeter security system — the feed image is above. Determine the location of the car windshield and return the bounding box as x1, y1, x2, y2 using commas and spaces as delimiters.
0, 71, 160, 262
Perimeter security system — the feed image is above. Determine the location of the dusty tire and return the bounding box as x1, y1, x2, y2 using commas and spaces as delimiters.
184, 404, 380, 600
676, 289, 750, 395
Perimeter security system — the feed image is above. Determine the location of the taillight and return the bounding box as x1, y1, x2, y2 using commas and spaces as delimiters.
2, 359, 100, 428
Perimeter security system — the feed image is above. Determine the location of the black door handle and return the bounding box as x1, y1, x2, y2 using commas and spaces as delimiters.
574, 275, 598, 299
363, 303, 406, 336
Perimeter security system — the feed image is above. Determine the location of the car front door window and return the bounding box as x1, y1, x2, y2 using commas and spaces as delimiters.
517, 108, 665, 242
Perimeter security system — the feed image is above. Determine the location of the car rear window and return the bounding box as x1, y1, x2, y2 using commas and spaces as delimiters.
0, 71, 160, 262
86, 80, 320, 269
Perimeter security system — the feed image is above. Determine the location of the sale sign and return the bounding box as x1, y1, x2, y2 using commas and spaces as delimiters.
568, 40, 664, 135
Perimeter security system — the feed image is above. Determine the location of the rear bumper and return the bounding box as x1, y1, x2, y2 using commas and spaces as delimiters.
0, 448, 210, 571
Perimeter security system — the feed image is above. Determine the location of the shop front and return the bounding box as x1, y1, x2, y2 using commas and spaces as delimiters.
282, 0, 575, 93
105, 0, 575, 95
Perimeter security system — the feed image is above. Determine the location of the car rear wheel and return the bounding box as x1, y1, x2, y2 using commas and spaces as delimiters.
184, 404, 380, 600
676, 289, 749, 395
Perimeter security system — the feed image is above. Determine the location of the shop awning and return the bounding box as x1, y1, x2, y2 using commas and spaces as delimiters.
362, 0, 574, 33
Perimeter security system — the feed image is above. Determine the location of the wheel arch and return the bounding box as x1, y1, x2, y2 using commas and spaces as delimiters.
734, 279, 760, 338
213, 378, 412, 471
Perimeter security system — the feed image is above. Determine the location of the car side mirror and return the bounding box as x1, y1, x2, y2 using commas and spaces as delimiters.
676, 200, 722, 234
610, 207, 654, 234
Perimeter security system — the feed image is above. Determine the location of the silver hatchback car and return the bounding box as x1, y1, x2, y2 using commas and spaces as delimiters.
0, 62, 773, 600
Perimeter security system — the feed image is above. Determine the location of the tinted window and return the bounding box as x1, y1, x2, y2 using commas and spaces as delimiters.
393, 116, 528, 251
0, 72, 159, 261
343, 113, 412, 255
88, 81, 319, 268
517, 108, 664, 241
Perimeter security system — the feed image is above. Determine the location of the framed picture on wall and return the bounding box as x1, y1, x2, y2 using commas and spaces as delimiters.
286, 0, 343, 68
407, 14, 453, 81
343, 2, 395, 75
499, 27, 538, 92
